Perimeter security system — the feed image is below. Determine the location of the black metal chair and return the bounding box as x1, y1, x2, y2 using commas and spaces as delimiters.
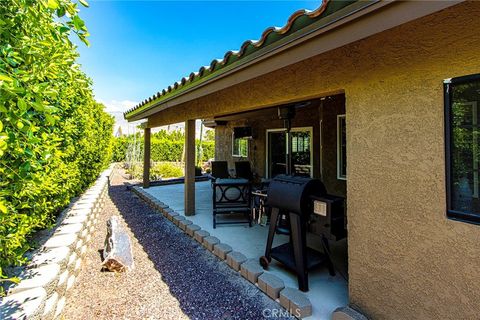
211, 161, 230, 180
235, 161, 253, 180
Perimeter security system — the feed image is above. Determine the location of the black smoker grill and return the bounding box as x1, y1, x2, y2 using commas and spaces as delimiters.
260, 175, 335, 292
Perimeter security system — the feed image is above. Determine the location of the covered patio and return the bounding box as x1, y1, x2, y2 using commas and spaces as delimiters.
124, 1, 357, 317
142, 181, 348, 319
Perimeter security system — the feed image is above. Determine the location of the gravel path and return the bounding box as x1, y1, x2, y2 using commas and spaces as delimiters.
63, 169, 291, 320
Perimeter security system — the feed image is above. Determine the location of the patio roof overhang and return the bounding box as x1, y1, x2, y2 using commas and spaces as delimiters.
124, 0, 462, 127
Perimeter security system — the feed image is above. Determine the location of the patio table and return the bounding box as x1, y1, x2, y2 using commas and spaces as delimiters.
212, 178, 252, 228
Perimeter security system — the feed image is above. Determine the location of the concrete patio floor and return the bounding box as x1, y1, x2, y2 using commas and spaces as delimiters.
143, 181, 349, 320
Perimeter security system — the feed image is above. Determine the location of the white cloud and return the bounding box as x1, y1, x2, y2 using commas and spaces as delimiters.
99, 99, 138, 113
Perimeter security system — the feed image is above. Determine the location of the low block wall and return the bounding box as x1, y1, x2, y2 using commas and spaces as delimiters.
0, 165, 114, 320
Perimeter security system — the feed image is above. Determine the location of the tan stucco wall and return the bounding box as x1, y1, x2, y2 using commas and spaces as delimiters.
344, 3, 480, 318
148, 3, 480, 319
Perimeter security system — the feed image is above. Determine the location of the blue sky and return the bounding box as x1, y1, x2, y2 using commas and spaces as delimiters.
75, 0, 320, 115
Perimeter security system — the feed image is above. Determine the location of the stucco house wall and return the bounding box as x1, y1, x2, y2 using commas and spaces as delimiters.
145, 2, 480, 318
344, 3, 480, 318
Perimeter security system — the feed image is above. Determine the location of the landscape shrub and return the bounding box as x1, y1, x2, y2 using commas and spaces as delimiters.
0, 0, 113, 285
112, 134, 215, 163
200, 141, 214, 162
125, 163, 143, 180
112, 136, 129, 163
150, 162, 184, 179
151, 138, 184, 162
126, 162, 184, 180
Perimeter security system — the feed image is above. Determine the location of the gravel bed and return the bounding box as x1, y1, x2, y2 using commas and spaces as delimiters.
63, 169, 292, 320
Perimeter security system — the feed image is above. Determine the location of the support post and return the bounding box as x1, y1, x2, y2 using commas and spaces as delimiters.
184, 119, 196, 215
143, 127, 151, 189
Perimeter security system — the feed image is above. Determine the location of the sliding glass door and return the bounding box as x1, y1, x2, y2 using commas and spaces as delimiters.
266, 127, 313, 178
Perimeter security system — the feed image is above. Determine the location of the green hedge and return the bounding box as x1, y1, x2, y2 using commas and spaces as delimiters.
0, 0, 113, 284
150, 162, 184, 179
151, 138, 184, 162
112, 135, 214, 163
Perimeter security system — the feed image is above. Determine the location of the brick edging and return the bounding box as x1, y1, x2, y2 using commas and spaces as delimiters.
0, 164, 115, 320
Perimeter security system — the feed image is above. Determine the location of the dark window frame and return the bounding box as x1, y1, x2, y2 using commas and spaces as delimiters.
444, 73, 480, 225
337, 114, 347, 180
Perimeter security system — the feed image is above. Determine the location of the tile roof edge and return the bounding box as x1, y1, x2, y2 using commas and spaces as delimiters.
124, 0, 353, 120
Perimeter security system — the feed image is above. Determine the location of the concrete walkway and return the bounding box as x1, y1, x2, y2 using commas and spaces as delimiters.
144, 181, 349, 320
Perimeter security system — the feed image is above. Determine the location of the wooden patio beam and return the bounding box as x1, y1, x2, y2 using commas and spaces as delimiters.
143, 127, 151, 188
184, 119, 196, 215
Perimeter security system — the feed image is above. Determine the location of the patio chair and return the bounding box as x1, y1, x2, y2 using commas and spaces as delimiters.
235, 161, 253, 180
210, 161, 230, 181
